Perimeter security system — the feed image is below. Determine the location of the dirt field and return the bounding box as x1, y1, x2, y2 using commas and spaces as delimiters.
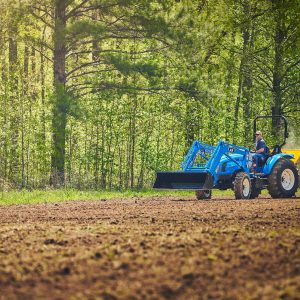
0, 196, 299, 300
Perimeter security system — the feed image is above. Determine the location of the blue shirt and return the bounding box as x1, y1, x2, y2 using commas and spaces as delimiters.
256, 139, 267, 155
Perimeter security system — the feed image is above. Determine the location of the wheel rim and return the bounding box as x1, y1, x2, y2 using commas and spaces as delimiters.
242, 177, 250, 197
281, 169, 295, 191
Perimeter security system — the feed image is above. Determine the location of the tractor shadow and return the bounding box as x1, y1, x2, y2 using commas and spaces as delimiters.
171, 196, 300, 202
171, 198, 235, 202
171, 199, 200, 202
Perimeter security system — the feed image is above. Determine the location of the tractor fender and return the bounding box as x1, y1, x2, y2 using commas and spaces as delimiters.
263, 154, 294, 175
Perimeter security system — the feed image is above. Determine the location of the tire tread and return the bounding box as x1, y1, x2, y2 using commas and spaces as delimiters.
234, 172, 251, 199
195, 190, 212, 200
268, 158, 298, 198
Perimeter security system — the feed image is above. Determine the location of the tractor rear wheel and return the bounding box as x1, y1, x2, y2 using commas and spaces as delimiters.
234, 172, 251, 199
195, 190, 212, 200
268, 158, 299, 198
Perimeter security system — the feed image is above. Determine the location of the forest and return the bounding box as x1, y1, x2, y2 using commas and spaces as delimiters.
0, 0, 299, 190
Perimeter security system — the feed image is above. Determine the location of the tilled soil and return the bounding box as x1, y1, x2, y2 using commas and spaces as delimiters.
0, 196, 299, 300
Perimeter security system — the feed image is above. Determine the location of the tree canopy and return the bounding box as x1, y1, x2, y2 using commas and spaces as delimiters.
0, 0, 299, 189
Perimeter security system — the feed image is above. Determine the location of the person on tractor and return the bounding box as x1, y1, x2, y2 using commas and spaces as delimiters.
252, 130, 268, 169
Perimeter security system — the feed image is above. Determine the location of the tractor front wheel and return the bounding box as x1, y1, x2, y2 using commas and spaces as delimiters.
195, 190, 212, 200
234, 172, 251, 199
268, 158, 299, 198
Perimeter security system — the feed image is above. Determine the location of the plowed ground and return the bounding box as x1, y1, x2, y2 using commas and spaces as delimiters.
0, 196, 300, 300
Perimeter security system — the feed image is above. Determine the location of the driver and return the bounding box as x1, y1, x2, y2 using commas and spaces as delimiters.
252, 130, 268, 169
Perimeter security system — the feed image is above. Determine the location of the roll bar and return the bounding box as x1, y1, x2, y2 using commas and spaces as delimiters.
253, 115, 288, 148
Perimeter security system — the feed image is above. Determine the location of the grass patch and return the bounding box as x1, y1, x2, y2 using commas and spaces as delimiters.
0, 188, 298, 206
0, 188, 233, 206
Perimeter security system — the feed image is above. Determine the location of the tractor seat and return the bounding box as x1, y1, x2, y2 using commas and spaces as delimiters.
272, 145, 281, 155
253, 145, 281, 168
262, 145, 281, 164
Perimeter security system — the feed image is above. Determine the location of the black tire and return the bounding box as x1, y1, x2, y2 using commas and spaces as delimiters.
234, 172, 251, 199
195, 190, 212, 200
249, 186, 261, 199
268, 158, 299, 198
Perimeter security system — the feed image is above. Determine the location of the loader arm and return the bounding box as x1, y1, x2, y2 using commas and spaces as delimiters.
205, 141, 249, 180
154, 140, 250, 190
181, 141, 215, 171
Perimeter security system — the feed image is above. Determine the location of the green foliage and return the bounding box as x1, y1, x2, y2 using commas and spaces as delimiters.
67, 20, 107, 38
0, 0, 299, 190
103, 53, 159, 78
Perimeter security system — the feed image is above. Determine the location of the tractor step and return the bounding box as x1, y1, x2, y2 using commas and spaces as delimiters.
153, 171, 214, 190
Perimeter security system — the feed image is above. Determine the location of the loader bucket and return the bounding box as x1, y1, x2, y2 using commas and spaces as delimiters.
153, 171, 214, 190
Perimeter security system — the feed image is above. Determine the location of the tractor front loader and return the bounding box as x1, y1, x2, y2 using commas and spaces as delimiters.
153, 115, 299, 200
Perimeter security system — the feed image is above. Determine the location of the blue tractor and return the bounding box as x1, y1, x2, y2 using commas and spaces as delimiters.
154, 115, 299, 199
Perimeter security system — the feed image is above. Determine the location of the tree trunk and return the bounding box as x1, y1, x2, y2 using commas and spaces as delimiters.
233, 71, 242, 144
8, 19, 19, 185
138, 103, 151, 188
272, 0, 286, 137
185, 99, 196, 151
94, 122, 100, 188
125, 111, 131, 189
118, 142, 123, 189
1, 31, 8, 180
21, 46, 29, 187
50, 0, 67, 186
225, 32, 236, 141
242, 27, 254, 146
130, 96, 137, 188
40, 27, 47, 182
233, 0, 252, 145
100, 120, 106, 189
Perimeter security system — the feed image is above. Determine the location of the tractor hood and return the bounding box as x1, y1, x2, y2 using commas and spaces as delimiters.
219, 153, 245, 164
